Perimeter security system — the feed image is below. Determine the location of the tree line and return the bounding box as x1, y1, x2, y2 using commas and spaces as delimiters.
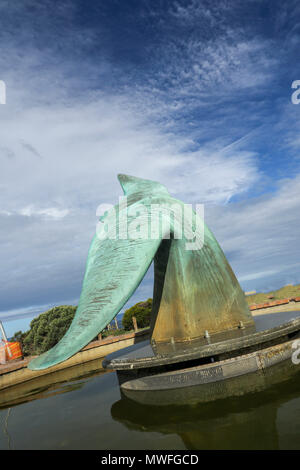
12, 299, 152, 356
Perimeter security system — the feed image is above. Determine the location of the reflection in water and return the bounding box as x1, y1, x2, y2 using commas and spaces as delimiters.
119, 359, 300, 406
111, 361, 300, 450
2, 408, 12, 450
0, 358, 108, 409
0, 345, 299, 449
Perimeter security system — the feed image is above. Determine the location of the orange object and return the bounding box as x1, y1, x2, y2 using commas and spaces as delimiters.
4, 341, 23, 361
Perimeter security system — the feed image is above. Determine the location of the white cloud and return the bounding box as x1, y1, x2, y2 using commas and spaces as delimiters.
0, 87, 260, 215
0, 302, 70, 322
0, 76, 261, 314
239, 270, 281, 282
205, 174, 300, 291
19, 205, 69, 219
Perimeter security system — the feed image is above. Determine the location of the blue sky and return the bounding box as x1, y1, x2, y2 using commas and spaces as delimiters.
1, 0, 300, 336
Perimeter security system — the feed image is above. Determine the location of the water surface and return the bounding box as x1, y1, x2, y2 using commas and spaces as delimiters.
0, 311, 299, 450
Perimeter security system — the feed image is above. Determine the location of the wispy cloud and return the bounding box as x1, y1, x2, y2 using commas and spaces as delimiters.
206, 173, 300, 291
239, 270, 281, 282
19, 206, 69, 219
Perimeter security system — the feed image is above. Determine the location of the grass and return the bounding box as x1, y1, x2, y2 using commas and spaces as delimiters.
99, 326, 150, 340
245, 283, 300, 305
100, 328, 128, 338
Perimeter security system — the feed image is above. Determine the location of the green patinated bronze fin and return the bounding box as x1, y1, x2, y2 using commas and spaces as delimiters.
118, 173, 169, 197
28, 234, 161, 370
28, 174, 253, 370
150, 235, 253, 344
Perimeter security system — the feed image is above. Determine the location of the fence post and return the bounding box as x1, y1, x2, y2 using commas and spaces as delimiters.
132, 316, 138, 332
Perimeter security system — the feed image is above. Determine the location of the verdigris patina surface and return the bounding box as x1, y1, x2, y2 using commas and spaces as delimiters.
29, 174, 253, 370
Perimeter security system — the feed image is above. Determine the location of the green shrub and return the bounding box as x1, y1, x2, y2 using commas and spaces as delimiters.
122, 298, 152, 331
11, 330, 24, 343
20, 305, 77, 356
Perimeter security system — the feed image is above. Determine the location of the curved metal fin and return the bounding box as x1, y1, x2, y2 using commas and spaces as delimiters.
150, 231, 254, 343
118, 174, 169, 197
28, 234, 161, 370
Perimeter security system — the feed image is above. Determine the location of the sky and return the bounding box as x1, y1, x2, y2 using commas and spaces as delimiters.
1, 0, 300, 336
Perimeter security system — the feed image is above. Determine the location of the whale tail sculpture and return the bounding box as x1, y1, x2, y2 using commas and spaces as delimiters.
28, 174, 253, 370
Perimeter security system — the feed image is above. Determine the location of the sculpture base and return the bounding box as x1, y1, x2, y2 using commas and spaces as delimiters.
111, 357, 300, 413
103, 312, 300, 401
